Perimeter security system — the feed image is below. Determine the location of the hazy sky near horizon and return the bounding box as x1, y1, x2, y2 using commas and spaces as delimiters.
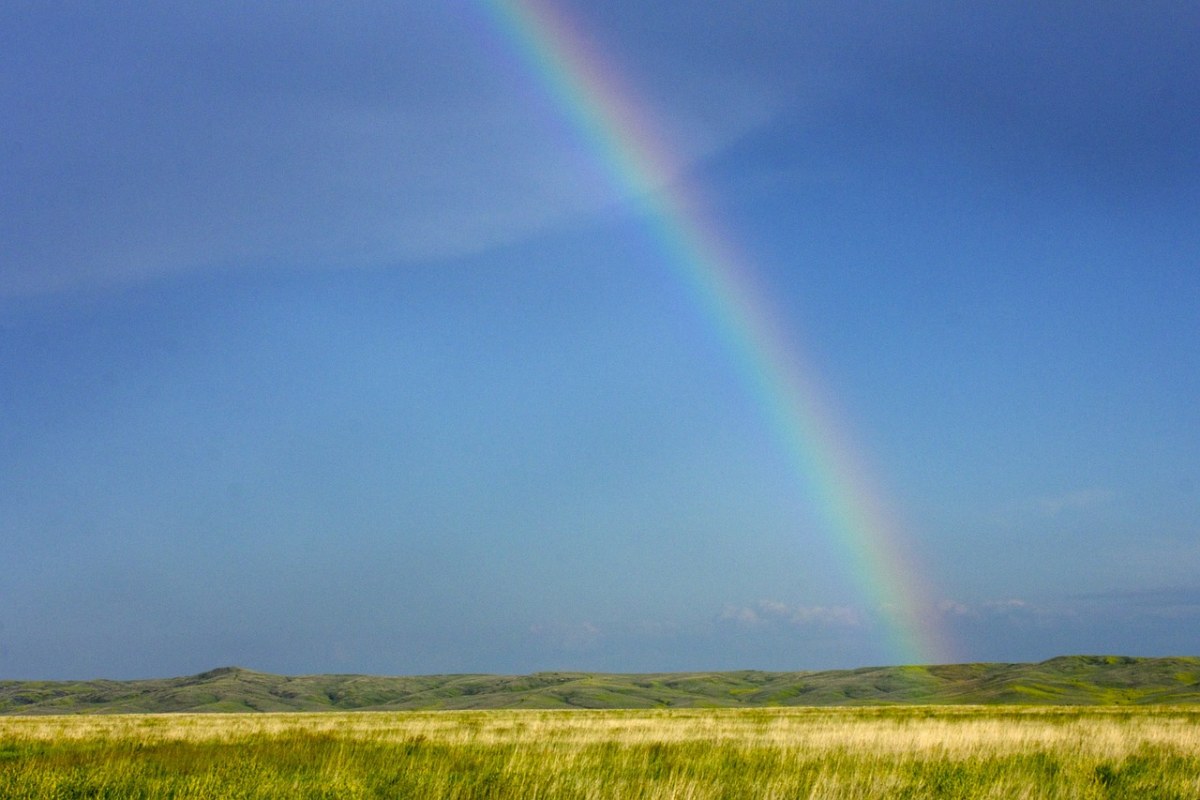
3, 1, 1199, 680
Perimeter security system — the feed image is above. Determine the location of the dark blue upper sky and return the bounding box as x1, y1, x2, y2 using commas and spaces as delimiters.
2, 1, 1198, 679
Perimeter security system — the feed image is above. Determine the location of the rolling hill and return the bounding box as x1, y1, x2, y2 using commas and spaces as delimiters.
3, 656, 1199, 714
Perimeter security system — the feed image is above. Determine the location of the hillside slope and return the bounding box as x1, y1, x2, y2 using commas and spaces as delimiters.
3, 656, 1199, 714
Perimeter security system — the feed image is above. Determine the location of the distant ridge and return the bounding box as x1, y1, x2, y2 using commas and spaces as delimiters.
3, 656, 1199, 714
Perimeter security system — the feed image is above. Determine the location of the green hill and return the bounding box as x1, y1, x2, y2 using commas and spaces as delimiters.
3, 656, 1199, 714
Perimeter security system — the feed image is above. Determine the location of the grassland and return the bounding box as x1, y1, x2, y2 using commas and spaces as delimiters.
4, 656, 1200, 714
3, 705, 1199, 798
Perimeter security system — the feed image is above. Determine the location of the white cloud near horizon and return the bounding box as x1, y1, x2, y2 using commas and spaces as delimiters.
936, 597, 1066, 619
1037, 488, 1114, 516
720, 600, 863, 629
529, 621, 603, 651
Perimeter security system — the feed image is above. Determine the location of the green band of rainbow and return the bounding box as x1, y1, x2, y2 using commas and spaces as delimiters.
479, 0, 952, 666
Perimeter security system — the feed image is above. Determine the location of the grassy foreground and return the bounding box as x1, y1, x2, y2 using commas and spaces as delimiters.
2, 706, 1199, 798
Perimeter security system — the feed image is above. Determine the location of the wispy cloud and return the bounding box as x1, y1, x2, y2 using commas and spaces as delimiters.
529, 621, 602, 651
934, 597, 1066, 623
1071, 587, 1200, 621
720, 600, 863, 629
1, 5, 779, 299
1036, 488, 1114, 516
719, 605, 764, 625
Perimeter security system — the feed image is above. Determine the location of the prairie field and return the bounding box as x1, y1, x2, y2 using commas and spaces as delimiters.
2, 706, 1198, 798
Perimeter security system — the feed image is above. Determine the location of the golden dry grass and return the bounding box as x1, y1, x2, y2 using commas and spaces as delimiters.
2, 706, 1198, 798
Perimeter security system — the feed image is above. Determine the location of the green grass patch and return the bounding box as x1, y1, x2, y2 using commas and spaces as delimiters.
2, 706, 1200, 798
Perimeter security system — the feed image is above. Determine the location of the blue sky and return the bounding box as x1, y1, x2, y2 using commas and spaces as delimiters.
2, 1, 1198, 679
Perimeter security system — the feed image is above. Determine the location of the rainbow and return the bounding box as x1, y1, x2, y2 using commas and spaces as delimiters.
478, 0, 952, 666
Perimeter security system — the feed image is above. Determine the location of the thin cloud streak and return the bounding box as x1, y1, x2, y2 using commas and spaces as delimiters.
1, 5, 778, 299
